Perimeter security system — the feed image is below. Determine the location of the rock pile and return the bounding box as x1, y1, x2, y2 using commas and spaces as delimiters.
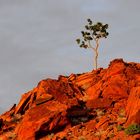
0, 59, 140, 140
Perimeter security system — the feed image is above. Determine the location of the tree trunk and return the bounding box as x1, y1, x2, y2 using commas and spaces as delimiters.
94, 49, 98, 70
94, 39, 99, 70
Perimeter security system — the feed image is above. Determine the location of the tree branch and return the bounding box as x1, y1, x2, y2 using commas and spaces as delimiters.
87, 40, 96, 51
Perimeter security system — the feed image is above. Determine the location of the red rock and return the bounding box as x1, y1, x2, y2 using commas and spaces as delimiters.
125, 86, 140, 126
95, 115, 114, 132
0, 59, 140, 139
15, 101, 68, 140
0, 135, 8, 140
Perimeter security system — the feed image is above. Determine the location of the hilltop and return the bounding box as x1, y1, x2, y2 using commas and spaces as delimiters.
0, 59, 140, 140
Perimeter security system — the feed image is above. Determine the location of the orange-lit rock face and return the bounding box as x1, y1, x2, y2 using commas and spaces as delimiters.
125, 86, 140, 126
15, 101, 68, 140
0, 59, 140, 139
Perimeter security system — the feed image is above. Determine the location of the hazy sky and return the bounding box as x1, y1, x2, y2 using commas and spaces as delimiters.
0, 0, 140, 113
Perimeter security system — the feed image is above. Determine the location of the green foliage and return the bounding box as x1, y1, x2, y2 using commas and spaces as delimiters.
76, 39, 80, 44
76, 18, 109, 69
78, 136, 86, 140
47, 133, 54, 139
117, 125, 124, 131
76, 18, 109, 49
118, 108, 126, 118
109, 133, 115, 138
124, 123, 140, 135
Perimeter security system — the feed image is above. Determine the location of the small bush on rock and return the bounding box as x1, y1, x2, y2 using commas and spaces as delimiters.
125, 123, 140, 135
117, 125, 124, 131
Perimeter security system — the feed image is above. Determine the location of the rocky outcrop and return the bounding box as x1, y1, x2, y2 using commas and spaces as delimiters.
0, 59, 140, 139
125, 86, 140, 126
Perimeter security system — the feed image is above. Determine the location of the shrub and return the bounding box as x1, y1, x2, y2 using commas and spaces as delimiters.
117, 125, 124, 131
125, 123, 140, 135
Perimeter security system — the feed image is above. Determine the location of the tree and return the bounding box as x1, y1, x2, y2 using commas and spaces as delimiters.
76, 18, 109, 70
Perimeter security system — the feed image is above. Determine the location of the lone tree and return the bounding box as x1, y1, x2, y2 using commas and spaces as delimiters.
76, 18, 109, 70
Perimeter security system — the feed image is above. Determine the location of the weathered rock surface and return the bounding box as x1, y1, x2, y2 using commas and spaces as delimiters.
0, 59, 140, 140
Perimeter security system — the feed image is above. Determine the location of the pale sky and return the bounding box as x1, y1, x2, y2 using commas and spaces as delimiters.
0, 0, 140, 113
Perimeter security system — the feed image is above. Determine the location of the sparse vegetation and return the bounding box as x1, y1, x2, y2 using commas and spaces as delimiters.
125, 123, 140, 135
94, 129, 105, 138
76, 18, 109, 69
47, 133, 54, 139
109, 133, 115, 138
118, 109, 125, 118
117, 125, 124, 131
96, 109, 105, 118
78, 136, 86, 140
8, 132, 17, 140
